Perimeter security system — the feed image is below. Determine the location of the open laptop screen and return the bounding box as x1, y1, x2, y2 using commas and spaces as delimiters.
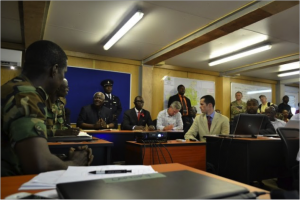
232, 114, 264, 137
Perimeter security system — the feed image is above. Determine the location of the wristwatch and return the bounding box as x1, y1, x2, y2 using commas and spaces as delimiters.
107, 125, 109, 128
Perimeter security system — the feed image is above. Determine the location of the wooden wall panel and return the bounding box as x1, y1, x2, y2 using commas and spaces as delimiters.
1, 67, 21, 85
68, 56, 94, 69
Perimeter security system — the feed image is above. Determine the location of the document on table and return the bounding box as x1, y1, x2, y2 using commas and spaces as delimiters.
19, 165, 157, 190
77, 131, 92, 137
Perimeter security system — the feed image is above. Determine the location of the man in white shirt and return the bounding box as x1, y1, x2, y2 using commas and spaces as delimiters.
156, 101, 183, 131
264, 106, 286, 132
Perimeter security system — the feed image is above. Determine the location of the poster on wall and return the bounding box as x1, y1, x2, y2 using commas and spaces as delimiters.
163, 76, 215, 113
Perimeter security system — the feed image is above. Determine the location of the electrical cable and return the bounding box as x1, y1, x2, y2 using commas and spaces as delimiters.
161, 143, 173, 163
157, 142, 167, 163
153, 142, 161, 164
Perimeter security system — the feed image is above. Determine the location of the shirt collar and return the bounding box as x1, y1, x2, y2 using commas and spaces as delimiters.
135, 108, 142, 113
165, 109, 172, 117
206, 111, 215, 119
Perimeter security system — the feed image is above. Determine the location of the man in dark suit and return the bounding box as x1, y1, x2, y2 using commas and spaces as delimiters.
168, 84, 191, 120
101, 79, 122, 122
121, 96, 155, 130
231, 98, 276, 135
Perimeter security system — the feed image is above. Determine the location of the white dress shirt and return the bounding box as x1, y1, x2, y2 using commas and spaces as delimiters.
156, 109, 183, 130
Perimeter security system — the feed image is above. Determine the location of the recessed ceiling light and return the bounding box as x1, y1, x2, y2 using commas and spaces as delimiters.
278, 70, 299, 77
279, 61, 299, 72
209, 44, 272, 67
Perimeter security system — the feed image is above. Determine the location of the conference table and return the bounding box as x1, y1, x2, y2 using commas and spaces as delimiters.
205, 135, 284, 184
48, 138, 113, 166
1, 163, 270, 199
125, 140, 206, 170
84, 130, 185, 164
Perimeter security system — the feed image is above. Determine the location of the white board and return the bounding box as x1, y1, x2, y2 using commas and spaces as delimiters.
231, 82, 272, 103
164, 76, 215, 113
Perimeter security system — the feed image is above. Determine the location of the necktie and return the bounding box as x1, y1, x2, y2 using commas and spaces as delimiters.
207, 116, 211, 131
181, 95, 187, 116
137, 111, 141, 121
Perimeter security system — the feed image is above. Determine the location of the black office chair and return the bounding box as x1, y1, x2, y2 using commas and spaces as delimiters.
277, 127, 299, 191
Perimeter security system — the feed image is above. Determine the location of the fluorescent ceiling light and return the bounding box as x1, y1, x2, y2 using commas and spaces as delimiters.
210, 35, 268, 59
247, 90, 271, 94
279, 61, 299, 72
209, 44, 272, 67
278, 70, 300, 77
103, 11, 144, 50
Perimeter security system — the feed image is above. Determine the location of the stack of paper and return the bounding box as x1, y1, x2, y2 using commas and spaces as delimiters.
19, 165, 157, 190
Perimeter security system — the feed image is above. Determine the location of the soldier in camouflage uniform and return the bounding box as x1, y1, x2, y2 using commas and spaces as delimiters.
230, 91, 247, 121
1, 40, 93, 177
46, 78, 79, 137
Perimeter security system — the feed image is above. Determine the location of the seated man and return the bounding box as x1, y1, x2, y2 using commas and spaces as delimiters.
46, 78, 80, 137
156, 101, 183, 131
122, 96, 155, 130
77, 92, 116, 129
231, 98, 276, 135
183, 106, 197, 133
264, 105, 286, 132
185, 95, 229, 142
1, 40, 93, 176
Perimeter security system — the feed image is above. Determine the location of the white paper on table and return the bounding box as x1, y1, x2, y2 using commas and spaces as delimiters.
19, 170, 65, 190
56, 165, 157, 184
77, 131, 91, 137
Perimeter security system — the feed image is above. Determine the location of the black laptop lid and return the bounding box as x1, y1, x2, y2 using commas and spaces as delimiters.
233, 114, 264, 136
47, 136, 93, 142
56, 170, 249, 199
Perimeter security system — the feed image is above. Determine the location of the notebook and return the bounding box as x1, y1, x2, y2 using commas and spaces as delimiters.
56, 170, 249, 199
47, 136, 93, 142
220, 114, 264, 138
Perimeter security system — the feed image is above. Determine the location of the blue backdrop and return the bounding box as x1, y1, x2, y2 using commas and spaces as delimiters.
65, 66, 131, 124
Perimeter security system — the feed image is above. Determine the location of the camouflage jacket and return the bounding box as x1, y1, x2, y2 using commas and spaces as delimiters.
46, 97, 68, 137
230, 100, 247, 120
1, 75, 48, 176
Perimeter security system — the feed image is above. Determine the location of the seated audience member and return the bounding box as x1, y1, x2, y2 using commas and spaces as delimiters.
296, 103, 299, 114
257, 95, 273, 114
122, 96, 155, 130
282, 109, 290, 123
77, 92, 116, 129
185, 95, 229, 142
156, 101, 183, 131
231, 98, 276, 135
278, 95, 293, 119
264, 106, 286, 132
1, 40, 93, 177
183, 106, 197, 133
46, 78, 80, 137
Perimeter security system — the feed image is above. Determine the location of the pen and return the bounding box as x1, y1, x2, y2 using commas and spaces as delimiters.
89, 170, 132, 174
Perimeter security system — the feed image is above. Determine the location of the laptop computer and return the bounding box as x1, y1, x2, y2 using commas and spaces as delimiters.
285, 120, 300, 129
220, 114, 264, 138
56, 170, 249, 199
47, 136, 93, 142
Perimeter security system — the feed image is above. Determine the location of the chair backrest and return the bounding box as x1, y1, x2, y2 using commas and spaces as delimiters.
277, 127, 299, 168
152, 119, 157, 129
